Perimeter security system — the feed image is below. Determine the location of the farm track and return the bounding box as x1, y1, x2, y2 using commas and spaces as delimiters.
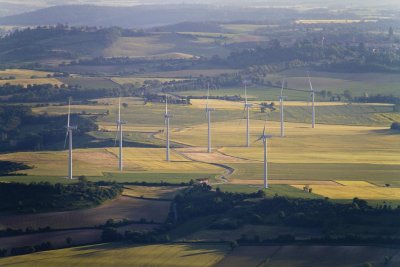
173, 148, 234, 184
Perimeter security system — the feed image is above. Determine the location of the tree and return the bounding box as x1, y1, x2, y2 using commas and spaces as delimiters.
101, 228, 122, 242
391, 122, 400, 130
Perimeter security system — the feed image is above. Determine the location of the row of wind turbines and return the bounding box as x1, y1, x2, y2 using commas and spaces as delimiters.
64, 76, 317, 188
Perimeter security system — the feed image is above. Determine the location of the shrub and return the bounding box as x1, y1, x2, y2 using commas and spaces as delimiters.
391, 122, 400, 130
101, 228, 122, 242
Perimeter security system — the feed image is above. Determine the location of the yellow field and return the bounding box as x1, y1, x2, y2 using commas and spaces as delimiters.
189, 99, 392, 110
0, 78, 63, 87
167, 120, 399, 165
295, 19, 366, 24
99, 124, 161, 132
0, 243, 229, 267
104, 36, 175, 57
108, 148, 221, 173
292, 181, 400, 200
0, 69, 53, 79
162, 120, 400, 191
189, 99, 248, 110
335, 180, 375, 186
0, 148, 222, 177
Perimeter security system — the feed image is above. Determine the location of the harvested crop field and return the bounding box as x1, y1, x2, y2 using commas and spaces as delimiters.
230, 179, 340, 186
179, 149, 248, 164
123, 185, 184, 199
0, 148, 222, 177
0, 196, 170, 230
0, 243, 230, 267
292, 181, 400, 200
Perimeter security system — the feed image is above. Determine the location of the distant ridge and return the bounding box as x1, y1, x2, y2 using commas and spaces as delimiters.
0, 5, 298, 28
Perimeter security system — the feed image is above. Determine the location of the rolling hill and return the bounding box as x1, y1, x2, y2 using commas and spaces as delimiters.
0, 5, 299, 28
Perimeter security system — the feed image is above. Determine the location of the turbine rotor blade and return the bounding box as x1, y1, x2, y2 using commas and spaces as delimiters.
165, 93, 168, 114
244, 81, 248, 104
67, 98, 71, 128
118, 97, 121, 121
307, 72, 314, 92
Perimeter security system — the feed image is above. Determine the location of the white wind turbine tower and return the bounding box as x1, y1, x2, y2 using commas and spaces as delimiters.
243, 81, 253, 147
256, 116, 272, 189
164, 94, 172, 161
205, 83, 215, 153
115, 98, 127, 172
64, 98, 77, 180
279, 79, 287, 137
308, 73, 316, 129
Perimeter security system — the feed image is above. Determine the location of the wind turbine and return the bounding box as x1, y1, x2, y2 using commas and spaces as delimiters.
164, 94, 172, 161
243, 81, 253, 147
279, 79, 287, 137
205, 83, 215, 153
115, 98, 127, 172
308, 73, 316, 129
256, 116, 272, 189
64, 98, 77, 180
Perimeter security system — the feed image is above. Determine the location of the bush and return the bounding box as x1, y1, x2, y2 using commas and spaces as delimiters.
210, 218, 242, 230
101, 228, 122, 242
230, 241, 238, 250
0, 249, 7, 257
391, 122, 400, 130
10, 246, 34, 256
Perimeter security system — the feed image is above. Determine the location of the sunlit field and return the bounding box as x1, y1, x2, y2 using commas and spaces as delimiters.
292, 181, 400, 200
0, 69, 53, 79
0, 243, 229, 267
0, 148, 223, 177
0, 78, 63, 87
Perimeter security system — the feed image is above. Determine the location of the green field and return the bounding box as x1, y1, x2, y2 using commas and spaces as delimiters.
58, 76, 120, 89
271, 69, 400, 97
103, 33, 230, 58
0, 243, 230, 267
215, 184, 322, 199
